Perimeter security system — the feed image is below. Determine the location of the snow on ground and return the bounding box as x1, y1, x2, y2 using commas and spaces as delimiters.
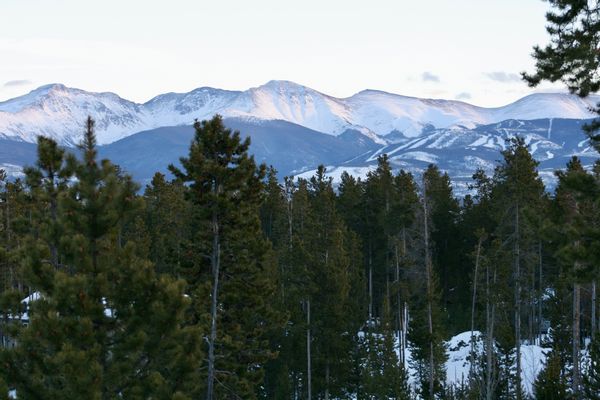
295, 165, 377, 182
0, 164, 24, 179
400, 331, 549, 397
442, 331, 548, 396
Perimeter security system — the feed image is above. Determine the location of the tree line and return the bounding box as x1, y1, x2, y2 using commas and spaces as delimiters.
0, 112, 600, 399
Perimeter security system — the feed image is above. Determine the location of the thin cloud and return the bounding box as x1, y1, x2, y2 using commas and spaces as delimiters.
422, 71, 440, 83
3, 79, 32, 88
485, 72, 521, 83
455, 92, 472, 100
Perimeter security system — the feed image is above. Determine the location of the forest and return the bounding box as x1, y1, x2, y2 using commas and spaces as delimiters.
0, 111, 599, 400
1, 1, 600, 399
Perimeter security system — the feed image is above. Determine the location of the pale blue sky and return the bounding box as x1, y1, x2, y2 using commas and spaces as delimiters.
0, 0, 560, 106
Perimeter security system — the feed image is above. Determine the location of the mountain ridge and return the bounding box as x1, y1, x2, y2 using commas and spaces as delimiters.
1, 81, 599, 146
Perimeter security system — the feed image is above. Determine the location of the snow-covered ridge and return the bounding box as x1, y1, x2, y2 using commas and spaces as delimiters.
1, 80, 598, 145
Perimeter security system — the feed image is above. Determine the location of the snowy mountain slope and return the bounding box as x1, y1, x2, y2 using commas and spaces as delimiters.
145, 87, 243, 127
0, 118, 381, 184
344, 90, 600, 137
1, 81, 599, 146
297, 118, 600, 194
0, 117, 597, 195
0, 84, 151, 145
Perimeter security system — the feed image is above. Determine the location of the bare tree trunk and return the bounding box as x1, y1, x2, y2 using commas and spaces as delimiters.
395, 243, 401, 358
573, 281, 581, 399
514, 202, 522, 399
593, 280, 597, 337
423, 178, 435, 399
485, 261, 497, 400
470, 235, 483, 382
307, 299, 312, 400
403, 301, 408, 368
530, 270, 535, 344
206, 207, 221, 400
324, 363, 330, 400
538, 241, 543, 345
5, 192, 13, 288
368, 242, 373, 321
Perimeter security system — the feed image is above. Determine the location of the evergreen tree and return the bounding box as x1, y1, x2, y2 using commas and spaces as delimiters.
0, 119, 203, 399
523, 0, 600, 148
553, 156, 599, 398
534, 349, 570, 400
422, 165, 463, 330
390, 170, 420, 367
359, 298, 411, 400
584, 333, 600, 399
408, 167, 448, 400
490, 137, 546, 399
307, 165, 364, 399
363, 155, 396, 320
169, 115, 284, 399
143, 172, 191, 276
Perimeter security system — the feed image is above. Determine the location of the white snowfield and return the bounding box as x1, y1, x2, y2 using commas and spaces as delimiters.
443, 331, 548, 396
0, 81, 598, 146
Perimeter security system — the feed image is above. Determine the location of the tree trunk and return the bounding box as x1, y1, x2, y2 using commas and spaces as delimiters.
324, 363, 330, 400
470, 235, 483, 382
573, 282, 581, 399
485, 261, 497, 400
423, 179, 435, 399
307, 299, 312, 400
593, 280, 597, 337
514, 202, 522, 399
368, 242, 373, 321
206, 208, 221, 400
538, 241, 543, 345
396, 239, 404, 366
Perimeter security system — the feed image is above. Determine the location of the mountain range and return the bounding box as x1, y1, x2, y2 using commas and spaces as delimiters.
0, 80, 598, 193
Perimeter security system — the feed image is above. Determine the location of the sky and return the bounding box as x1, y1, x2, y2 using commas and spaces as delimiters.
0, 0, 564, 107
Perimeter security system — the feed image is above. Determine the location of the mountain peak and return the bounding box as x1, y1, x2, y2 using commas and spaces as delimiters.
262, 80, 305, 88
36, 83, 67, 92
1, 81, 598, 146
0, 83, 68, 113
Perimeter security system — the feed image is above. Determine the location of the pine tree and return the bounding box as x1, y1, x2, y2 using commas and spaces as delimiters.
408, 167, 448, 400
422, 165, 463, 330
363, 155, 396, 321
0, 173, 28, 293
553, 156, 599, 398
584, 333, 600, 399
1, 118, 203, 399
260, 166, 287, 246
169, 115, 283, 399
307, 165, 364, 399
534, 349, 570, 400
143, 172, 190, 275
390, 170, 420, 367
490, 137, 546, 399
523, 0, 600, 148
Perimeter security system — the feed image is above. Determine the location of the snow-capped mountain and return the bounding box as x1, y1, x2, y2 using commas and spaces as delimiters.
0, 116, 598, 194
0, 84, 152, 146
1, 80, 599, 145
297, 118, 599, 193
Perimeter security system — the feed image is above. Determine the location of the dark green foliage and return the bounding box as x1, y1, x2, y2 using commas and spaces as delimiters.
534, 350, 570, 400
523, 0, 600, 148
169, 115, 283, 399
1, 119, 203, 399
142, 172, 190, 276
584, 333, 600, 399
408, 277, 448, 399
359, 300, 411, 400
3, 109, 600, 399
